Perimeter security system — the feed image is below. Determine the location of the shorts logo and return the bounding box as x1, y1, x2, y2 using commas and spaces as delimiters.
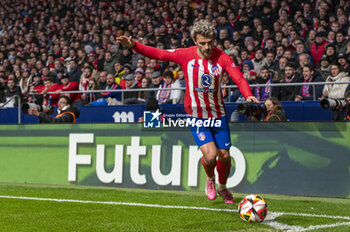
198, 132, 206, 141
201, 73, 212, 88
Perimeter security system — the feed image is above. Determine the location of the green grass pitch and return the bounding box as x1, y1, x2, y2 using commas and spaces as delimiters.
0, 183, 349, 231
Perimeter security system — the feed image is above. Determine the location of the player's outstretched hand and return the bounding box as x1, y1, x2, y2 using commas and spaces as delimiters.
116, 36, 135, 48
246, 96, 260, 104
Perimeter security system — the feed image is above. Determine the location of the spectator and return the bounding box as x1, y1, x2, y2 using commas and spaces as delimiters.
57, 73, 80, 103
241, 59, 254, 74
147, 71, 164, 101
28, 96, 80, 123
264, 38, 276, 54
324, 43, 337, 64
305, 30, 316, 50
121, 63, 133, 79
337, 53, 350, 75
221, 72, 234, 102
77, 49, 88, 69
275, 44, 285, 61
77, 78, 101, 105
27, 73, 44, 104
264, 51, 278, 71
134, 68, 144, 87
317, 55, 331, 80
322, 63, 350, 100
345, 40, 350, 59
98, 71, 107, 89
136, 58, 146, 70
294, 40, 315, 65
144, 67, 154, 81
217, 28, 230, 45
118, 63, 133, 89
311, 32, 328, 66
157, 71, 182, 104
176, 69, 186, 104
252, 48, 265, 75
100, 74, 122, 102
335, 31, 347, 54
67, 59, 82, 83
322, 63, 350, 121
254, 66, 274, 102
295, 64, 324, 101
35, 78, 60, 107
0, 76, 7, 103
4, 79, 22, 107
123, 74, 139, 104
118, 47, 133, 65
53, 59, 65, 83
96, 47, 106, 71
274, 56, 288, 82
297, 53, 312, 74
79, 66, 93, 92
87, 51, 98, 70
103, 52, 116, 74
19, 69, 31, 94
274, 62, 302, 101
345, 91, 350, 121
263, 97, 287, 121
138, 78, 151, 102
113, 61, 124, 84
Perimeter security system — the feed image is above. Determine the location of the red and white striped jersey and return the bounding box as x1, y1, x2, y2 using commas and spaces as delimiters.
133, 42, 253, 119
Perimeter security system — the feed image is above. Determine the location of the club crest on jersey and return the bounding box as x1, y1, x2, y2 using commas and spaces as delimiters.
201, 73, 212, 88
211, 65, 220, 76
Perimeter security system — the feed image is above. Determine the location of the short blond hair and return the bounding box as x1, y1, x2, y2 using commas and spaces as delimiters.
191, 20, 216, 41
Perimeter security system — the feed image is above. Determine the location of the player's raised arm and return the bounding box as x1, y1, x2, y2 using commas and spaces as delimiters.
221, 53, 259, 103
117, 35, 179, 63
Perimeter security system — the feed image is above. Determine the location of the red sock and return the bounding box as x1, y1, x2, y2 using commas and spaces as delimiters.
217, 158, 231, 185
201, 156, 217, 178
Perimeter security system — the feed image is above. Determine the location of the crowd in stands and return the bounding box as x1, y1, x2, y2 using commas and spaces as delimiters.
0, 0, 350, 110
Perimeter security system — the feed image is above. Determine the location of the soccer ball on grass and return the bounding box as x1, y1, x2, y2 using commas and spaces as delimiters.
238, 194, 267, 222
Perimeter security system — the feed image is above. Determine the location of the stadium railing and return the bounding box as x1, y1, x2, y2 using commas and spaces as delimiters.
0, 81, 349, 124
43, 81, 350, 102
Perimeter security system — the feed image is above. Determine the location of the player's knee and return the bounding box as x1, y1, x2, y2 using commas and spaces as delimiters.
218, 149, 230, 160
203, 152, 217, 165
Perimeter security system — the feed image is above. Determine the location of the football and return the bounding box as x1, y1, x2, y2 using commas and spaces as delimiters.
238, 194, 268, 222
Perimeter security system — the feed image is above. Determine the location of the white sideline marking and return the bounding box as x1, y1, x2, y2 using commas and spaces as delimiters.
0, 195, 236, 212
1, 195, 350, 231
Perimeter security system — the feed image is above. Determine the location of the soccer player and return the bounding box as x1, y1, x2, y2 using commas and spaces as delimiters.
117, 20, 259, 204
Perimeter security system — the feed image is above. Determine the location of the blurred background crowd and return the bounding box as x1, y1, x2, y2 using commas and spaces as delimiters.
0, 0, 350, 110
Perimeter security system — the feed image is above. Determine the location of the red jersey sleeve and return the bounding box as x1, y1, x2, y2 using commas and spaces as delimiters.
220, 52, 253, 99
132, 42, 183, 63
